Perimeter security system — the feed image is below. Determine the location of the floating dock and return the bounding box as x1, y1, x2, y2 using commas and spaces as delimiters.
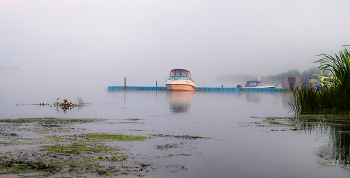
108, 86, 283, 92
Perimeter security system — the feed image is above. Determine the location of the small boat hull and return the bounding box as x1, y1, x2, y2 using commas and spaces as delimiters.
262, 85, 276, 88
243, 80, 276, 88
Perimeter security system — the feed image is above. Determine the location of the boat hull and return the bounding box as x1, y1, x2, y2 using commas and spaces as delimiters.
166, 84, 196, 91
166, 79, 196, 91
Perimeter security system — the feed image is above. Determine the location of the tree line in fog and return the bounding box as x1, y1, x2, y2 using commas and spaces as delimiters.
217, 67, 328, 85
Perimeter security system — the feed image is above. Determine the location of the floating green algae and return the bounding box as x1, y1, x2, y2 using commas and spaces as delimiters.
40, 133, 149, 156
40, 142, 121, 155
0, 159, 62, 175
80, 133, 149, 141
0, 118, 104, 124
42, 133, 150, 143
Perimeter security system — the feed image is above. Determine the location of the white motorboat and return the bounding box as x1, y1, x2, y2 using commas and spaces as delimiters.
165, 69, 196, 91
237, 80, 276, 89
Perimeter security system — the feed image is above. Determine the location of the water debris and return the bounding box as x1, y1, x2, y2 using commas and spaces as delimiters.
18, 97, 89, 113
54, 98, 85, 113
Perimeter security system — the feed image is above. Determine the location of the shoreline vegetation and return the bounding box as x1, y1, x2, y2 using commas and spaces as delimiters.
291, 47, 350, 114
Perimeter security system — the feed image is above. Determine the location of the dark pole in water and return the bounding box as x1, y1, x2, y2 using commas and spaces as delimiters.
222, 85, 223, 88
124, 78, 126, 89
156, 81, 157, 87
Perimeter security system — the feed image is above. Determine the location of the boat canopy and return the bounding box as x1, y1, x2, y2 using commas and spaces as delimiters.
169, 69, 192, 80
245, 80, 263, 87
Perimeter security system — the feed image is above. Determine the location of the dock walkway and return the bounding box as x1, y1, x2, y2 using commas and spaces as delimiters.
108, 86, 283, 92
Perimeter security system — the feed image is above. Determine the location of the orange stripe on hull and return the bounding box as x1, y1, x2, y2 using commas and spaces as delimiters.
166, 84, 196, 91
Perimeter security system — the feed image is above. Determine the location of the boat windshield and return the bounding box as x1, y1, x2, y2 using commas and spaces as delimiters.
247, 82, 257, 87
181, 70, 187, 77
170, 69, 190, 77
169, 69, 192, 80
187, 72, 192, 80
175, 69, 182, 76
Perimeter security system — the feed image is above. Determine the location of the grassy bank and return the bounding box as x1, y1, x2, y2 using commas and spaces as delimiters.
291, 47, 350, 114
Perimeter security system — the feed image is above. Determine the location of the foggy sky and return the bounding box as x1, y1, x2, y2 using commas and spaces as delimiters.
1, 0, 350, 89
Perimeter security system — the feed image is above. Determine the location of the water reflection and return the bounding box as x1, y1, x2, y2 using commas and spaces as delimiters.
244, 92, 263, 102
243, 92, 293, 106
319, 118, 350, 167
282, 91, 294, 106
167, 91, 195, 113
287, 116, 350, 168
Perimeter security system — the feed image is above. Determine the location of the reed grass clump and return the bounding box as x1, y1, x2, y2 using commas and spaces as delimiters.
291, 47, 350, 114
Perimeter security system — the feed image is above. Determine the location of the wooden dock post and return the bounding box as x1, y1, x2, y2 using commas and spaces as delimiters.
156, 81, 157, 87
124, 78, 126, 89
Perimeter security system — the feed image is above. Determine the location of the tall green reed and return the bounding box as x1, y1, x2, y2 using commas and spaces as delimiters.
291, 47, 350, 114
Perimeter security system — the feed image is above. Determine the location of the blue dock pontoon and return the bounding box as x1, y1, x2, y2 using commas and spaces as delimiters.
108, 86, 283, 92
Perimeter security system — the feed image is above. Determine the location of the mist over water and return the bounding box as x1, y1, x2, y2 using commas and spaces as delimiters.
1, 0, 350, 90
1, 1, 350, 177
1, 89, 350, 177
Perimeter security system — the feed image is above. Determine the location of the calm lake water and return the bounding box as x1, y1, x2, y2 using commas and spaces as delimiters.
1, 88, 350, 178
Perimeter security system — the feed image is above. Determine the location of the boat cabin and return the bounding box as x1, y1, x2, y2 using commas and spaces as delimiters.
244, 80, 264, 87
304, 74, 331, 87
168, 69, 193, 81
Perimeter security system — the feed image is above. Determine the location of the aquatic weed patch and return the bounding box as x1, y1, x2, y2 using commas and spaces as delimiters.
40, 142, 121, 155
0, 137, 154, 177
80, 133, 149, 142
0, 159, 62, 175
151, 134, 210, 140
0, 150, 64, 176
0, 118, 104, 124
156, 143, 179, 150
0, 118, 105, 140
162, 154, 191, 158
0, 119, 202, 177
243, 115, 350, 132
127, 118, 142, 121
0, 132, 18, 137
0, 147, 138, 177
42, 133, 150, 144
117, 118, 146, 125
